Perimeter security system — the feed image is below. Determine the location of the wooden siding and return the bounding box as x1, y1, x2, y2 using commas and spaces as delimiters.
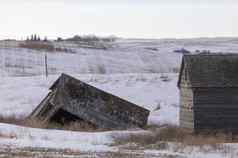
29, 74, 150, 129
180, 65, 191, 87
180, 87, 194, 129
193, 88, 238, 132
62, 76, 149, 129
179, 65, 194, 130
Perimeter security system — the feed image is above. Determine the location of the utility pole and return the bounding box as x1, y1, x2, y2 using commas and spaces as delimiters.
45, 53, 48, 78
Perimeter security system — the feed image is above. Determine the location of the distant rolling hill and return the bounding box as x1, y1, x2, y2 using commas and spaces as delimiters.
0, 37, 238, 76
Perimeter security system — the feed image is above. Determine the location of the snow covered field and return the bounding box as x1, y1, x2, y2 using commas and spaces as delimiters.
1, 38, 238, 157
0, 73, 179, 156
0, 73, 179, 125
1, 37, 238, 76
0, 73, 237, 157
0, 40, 181, 76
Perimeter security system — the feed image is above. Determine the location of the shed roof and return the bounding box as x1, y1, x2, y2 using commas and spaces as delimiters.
178, 54, 238, 88
30, 73, 150, 129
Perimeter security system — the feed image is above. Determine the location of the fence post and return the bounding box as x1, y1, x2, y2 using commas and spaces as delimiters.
45, 53, 48, 78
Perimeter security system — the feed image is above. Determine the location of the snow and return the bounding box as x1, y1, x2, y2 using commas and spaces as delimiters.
0, 122, 235, 157
0, 123, 114, 152
0, 73, 179, 125
0, 122, 155, 152
1, 37, 238, 77
0, 73, 236, 157
0, 73, 180, 153
1, 38, 238, 157
0, 40, 181, 76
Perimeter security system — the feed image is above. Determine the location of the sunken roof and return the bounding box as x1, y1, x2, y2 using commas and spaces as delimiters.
178, 54, 238, 88
34, 73, 150, 129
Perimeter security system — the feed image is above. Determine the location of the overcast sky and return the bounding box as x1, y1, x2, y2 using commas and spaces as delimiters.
0, 0, 238, 39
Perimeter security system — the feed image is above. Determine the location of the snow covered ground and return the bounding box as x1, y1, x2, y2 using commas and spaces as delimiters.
1, 37, 238, 157
0, 73, 179, 125
0, 40, 181, 76
0, 73, 237, 157
0, 73, 179, 155
1, 37, 238, 76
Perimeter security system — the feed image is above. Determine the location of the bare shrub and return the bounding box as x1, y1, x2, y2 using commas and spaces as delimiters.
19, 42, 55, 52
160, 74, 171, 82
97, 65, 107, 74
19, 41, 75, 53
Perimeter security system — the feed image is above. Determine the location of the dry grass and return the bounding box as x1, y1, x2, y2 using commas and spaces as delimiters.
23, 119, 48, 129
62, 122, 97, 132
0, 115, 109, 132
113, 126, 237, 150
0, 115, 48, 130
0, 147, 164, 158
47, 121, 111, 132
0, 115, 235, 150
0, 131, 17, 139
26, 119, 109, 132
0, 115, 25, 126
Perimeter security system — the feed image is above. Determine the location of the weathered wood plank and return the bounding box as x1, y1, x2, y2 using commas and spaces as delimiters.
29, 74, 150, 129
180, 120, 194, 129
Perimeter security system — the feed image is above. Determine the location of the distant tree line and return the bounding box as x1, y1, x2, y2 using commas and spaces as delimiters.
56, 35, 118, 42
24, 34, 118, 43
26, 34, 48, 42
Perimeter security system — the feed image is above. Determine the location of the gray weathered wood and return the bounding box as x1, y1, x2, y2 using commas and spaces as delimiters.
29, 73, 150, 129
178, 54, 238, 133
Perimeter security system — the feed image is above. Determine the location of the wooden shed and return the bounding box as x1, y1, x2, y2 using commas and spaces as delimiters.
29, 73, 150, 130
178, 54, 238, 132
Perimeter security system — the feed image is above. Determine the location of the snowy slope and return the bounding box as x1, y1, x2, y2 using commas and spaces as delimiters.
1, 37, 238, 157
0, 123, 234, 158
0, 73, 179, 153
0, 73, 179, 125
0, 123, 114, 152
0, 41, 181, 76
0, 73, 236, 157
1, 37, 238, 76
0, 74, 238, 158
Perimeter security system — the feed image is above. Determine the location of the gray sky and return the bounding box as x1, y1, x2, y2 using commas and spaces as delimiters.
0, 0, 238, 39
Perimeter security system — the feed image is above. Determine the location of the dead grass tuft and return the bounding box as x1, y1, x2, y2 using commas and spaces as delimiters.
0, 115, 24, 126
0, 115, 109, 132
62, 122, 97, 132
23, 119, 48, 129
0, 131, 17, 139
113, 126, 237, 150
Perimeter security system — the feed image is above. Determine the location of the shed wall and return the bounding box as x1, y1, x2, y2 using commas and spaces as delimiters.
179, 64, 194, 130
194, 88, 238, 132
180, 87, 194, 129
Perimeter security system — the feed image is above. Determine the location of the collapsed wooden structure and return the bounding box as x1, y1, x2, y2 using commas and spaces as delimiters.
29, 74, 150, 129
178, 54, 238, 132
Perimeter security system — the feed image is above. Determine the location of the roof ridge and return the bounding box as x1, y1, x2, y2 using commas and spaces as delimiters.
179, 54, 238, 88
184, 53, 238, 57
